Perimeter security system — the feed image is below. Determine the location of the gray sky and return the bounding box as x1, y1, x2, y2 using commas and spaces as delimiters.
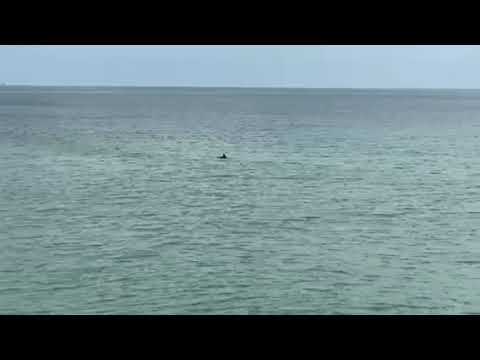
1, 45, 480, 88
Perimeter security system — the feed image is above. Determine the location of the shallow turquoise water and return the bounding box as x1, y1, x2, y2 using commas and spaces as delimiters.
2, 87, 480, 314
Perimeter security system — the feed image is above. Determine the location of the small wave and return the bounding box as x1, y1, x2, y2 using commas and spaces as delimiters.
455, 260, 480, 265
35, 206, 65, 213
371, 212, 405, 217
130, 226, 165, 232
109, 195, 144, 200
208, 174, 236, 179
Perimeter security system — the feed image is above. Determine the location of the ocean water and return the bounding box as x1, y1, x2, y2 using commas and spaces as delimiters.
2, 86, 480, 314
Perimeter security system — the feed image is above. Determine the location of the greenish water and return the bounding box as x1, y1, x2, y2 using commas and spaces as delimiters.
2, 86, 480, 314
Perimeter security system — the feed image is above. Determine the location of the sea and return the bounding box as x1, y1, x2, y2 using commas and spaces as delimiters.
2, 86, 480, 314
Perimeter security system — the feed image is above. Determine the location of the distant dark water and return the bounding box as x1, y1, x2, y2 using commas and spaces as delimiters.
2, 86, 480, 314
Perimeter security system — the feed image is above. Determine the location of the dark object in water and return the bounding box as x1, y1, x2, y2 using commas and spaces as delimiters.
218, 153, 227, 159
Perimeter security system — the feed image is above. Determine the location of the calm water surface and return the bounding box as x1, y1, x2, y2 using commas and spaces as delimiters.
2, 86, 480, 314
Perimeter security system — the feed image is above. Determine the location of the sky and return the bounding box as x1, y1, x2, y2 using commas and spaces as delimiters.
1, 45, 480, 88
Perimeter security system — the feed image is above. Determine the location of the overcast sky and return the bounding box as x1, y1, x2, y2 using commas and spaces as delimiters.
1, 45, 480, 88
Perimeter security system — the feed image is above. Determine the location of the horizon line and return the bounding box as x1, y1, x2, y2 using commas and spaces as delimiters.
2, 84, 480, 90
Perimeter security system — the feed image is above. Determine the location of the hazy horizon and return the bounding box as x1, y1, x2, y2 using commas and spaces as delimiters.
4, 84, 480, 90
